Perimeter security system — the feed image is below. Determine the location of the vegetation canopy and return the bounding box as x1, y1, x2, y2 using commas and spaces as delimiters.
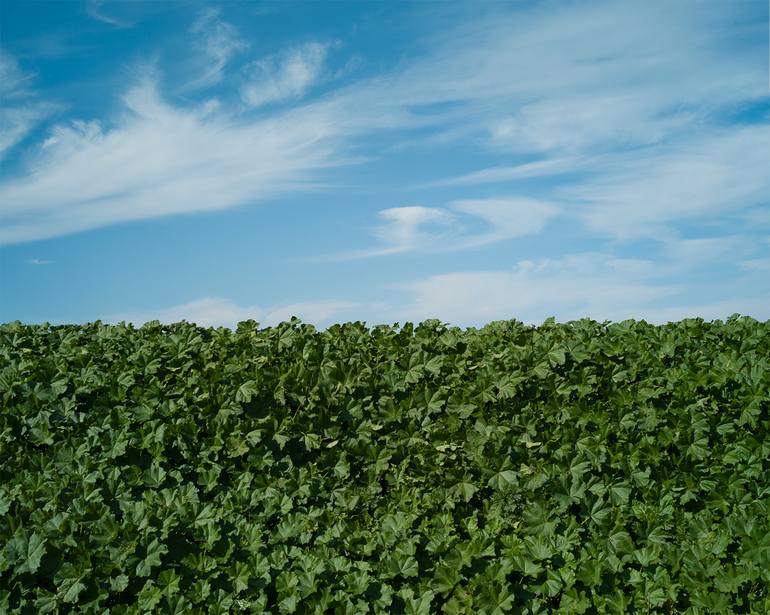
1, 316, 769, 613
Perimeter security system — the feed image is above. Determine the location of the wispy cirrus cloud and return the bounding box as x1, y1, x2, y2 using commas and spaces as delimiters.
450, 198, 559, 248
312, 0, 767, 247
420, 102, 767, 242
325, 197, 559, 261
241, 42, 329, 108
425, 157, 593, 188
338, 0, 766, 244
660, 236, 753, 271
0, 50, 35, 98
0, 106, 53, 159
188, 8, 248, 90
332, 1, 764, 153
0, 78, 347, 244
739, 259, 770, 272
0, 50, 57, 159
1, 0, 766, 250
108, 296, 359, 329
84, 0, 132, 28
389, 253, 678, 326
566, 125, 770, 241
28, 258, 52, 265
387, 251, 770, 326
361, 206, 458, 258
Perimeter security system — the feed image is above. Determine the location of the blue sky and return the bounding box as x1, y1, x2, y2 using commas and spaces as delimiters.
1, 0, 769, 328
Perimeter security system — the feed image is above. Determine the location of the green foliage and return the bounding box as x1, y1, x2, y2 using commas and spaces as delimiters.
1, 316, 769, 613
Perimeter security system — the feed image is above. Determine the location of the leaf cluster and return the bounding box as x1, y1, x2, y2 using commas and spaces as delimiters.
1, 315, 769, 613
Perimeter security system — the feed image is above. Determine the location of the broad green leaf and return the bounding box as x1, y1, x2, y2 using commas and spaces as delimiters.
236, 380, 259, 403
524, 536, 553, 561
608, 483, 631, 506
588, 498, 611, 525
570, 461, 591, 481
333, 456, 350, 479
608, 530, 634, 554
450, 481, 478, 502
646, 526, 669, 545
433, 565, 461, 593
510, 555, 543, 577
547, 347, 567, 366
487, 470, 517, 490
137, 581, 162, 611
0, 490, 11, 517
9, 532, 46, 575
633, 547, 657, 567
389, 553, 419, 578
34, 592, 58, 614
110, 575, 129, 592
424, 356, 443, 375
401, 588, 435, 615
136, 538, 167, 577
60, 578, 86, 604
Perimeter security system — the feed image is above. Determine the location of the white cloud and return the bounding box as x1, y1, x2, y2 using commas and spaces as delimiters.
331, 1, 765, 154
108, 296, 359, 329
387, 251, 770, 326
660, 236, 753, 271
390, 253, 679, 326
0, 51, 55, 159
326, 197, 559, 260
259, 300, 358, 327
330, 1, 765, 242
0, 78, 347, 244
374, 206, 457, 252
84, 0, 131, 28
241, 42, 328, 107
188, 8, 248, 90
426, 157, 592, 188
739, 259, 770, 272
0, 106, 52, 159
305, 1, 766, 245
317, 206, 457, 260
566, 126, 770, 240
2, 1, 766, 247
629, 297, 770, 324
450, 198, 559, 248
0, 50, 34, 99
28, 258, 52, 265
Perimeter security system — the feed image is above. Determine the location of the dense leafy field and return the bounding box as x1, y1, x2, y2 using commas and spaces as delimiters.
1, 317, 769, 614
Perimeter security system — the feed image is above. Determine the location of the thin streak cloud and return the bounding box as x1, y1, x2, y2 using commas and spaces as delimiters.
0, 78, 346, 244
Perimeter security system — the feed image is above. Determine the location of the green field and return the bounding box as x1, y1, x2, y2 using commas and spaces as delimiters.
1, 317, 769, 613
